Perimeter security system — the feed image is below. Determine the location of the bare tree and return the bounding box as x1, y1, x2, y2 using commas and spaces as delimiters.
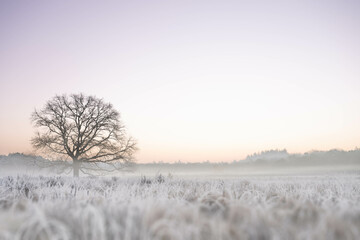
31, 93, 137, 177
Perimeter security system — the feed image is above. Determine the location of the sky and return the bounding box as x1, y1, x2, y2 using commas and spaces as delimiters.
0, 0, 359, 163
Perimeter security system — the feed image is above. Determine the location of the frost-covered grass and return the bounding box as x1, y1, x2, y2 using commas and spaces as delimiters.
0, 174, 359, 240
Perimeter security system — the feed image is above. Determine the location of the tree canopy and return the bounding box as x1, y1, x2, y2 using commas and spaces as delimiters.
31, 93, 137, 176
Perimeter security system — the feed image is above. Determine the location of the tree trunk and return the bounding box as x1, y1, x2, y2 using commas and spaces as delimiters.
73, 159, 80, 177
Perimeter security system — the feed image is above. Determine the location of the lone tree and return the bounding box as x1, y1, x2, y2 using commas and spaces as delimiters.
31, 93, 137, 177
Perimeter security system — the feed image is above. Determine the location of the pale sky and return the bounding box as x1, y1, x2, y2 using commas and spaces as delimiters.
0, 0, 359, 162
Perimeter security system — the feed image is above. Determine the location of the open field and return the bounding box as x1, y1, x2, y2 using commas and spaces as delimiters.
0, 173, 359, 240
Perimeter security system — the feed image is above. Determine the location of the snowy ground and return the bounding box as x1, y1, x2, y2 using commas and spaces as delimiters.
0, 173, 359, 240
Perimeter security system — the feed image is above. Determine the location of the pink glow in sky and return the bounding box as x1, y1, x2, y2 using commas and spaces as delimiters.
0, 0, 359, 162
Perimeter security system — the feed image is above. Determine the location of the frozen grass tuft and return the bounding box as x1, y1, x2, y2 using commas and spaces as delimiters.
0, 174, 359, 239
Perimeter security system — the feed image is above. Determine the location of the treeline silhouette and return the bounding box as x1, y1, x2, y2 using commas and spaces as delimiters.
0, 148, 359, 175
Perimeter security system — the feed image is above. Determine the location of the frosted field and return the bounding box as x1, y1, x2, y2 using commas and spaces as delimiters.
0, 173, 359, 240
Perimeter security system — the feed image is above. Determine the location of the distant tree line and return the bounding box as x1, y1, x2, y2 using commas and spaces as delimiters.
1, 148, 359, 174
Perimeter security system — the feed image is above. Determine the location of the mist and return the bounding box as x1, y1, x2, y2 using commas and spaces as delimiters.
1, 148, 359, 178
